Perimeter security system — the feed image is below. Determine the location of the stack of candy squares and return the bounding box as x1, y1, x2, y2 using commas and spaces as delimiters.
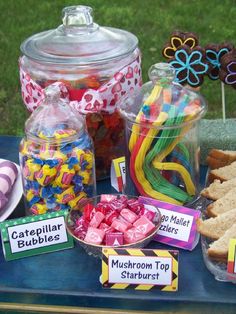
71, 194, 160, 246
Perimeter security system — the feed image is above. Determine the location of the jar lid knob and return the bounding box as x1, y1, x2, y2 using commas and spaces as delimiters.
148, 63, 175, 85
44, 84, 62, 103
62, 5, 94, 27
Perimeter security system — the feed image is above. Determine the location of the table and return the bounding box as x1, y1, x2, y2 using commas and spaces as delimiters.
0, 135, 236, 314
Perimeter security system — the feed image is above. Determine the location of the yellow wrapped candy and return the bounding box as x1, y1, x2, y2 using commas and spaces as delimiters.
53, 151, 67, 165
55, 186, 75, 204
54, 164, 75, 187
74, 148, 84, 171
23, 159, 41, 180
79, 170, 91, 185
31, 203, 48, 215
35, 164, 57, 186
54, 129, 77, 140
83, 152, 93, 170
68, 192, 86, 210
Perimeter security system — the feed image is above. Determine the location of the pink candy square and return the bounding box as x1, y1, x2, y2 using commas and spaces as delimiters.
111, 218, 129, 233
133, 215, 156, 236
84, 227, 105, 245
89, 211, 105, 228
106, 232, 124, 246
100, 194, 117, 203
118, 216, 133, 229
120, 208, 138, 223
99, 223, 115, 234
109, 200, 126, 212
124, 227, 145, 244
139, 207, 156, 222
127, 199, 144, 214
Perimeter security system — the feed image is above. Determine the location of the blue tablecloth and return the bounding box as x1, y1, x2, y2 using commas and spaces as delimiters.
0, 136, 236, 313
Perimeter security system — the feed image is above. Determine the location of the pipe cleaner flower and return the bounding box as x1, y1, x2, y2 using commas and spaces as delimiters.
169, 45, 208, 87
219, 49, 236, 89
205, 43, 234, 80
162, 31, 199, 59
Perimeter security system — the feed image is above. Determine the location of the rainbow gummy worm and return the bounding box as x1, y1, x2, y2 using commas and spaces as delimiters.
128, 79, 201, 205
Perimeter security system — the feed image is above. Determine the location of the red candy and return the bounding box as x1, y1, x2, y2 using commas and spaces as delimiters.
106, 232, 124, 246
95, 202, 112, 215
84, 227, 105, 245
124, 227, 145, 244
100, 194, 117, 203
139, 207, 156, 222
99, 222, 114, 233
119, 195, 128, 205
72, 195, 159, 246
109, 200, 127, 212
117, 216, 133, 229
89, 211, 105, 228
84, 203, 95, 222
127, 199, 144, 214
111, 218, 129, 233
133, 216, 156, 236
74, 217, 89, 240
104, 210, 119, 225
120, 208, 138, 223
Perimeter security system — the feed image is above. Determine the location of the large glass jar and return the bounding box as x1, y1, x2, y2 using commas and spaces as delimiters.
19, 85, 96, 215
119, 63, 207, 206
19, 5, 142, 180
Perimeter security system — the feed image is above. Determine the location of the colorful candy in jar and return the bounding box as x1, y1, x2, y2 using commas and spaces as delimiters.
119, 63, 207, 205
19, 84, 96, 215
19, 5, 142, 180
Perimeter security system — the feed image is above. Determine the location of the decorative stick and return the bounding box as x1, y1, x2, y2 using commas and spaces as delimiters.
221, 82, 226, 123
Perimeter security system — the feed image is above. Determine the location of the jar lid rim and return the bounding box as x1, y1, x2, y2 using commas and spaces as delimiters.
20, 26, 138, 65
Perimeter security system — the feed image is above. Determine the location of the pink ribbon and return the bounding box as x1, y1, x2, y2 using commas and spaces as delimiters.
19, 55, 142, 114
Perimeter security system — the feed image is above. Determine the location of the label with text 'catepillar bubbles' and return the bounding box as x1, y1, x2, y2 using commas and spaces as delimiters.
0, 210, 74, 261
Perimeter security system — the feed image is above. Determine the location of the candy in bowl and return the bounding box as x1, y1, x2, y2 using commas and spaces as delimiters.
65, 194, 162, 258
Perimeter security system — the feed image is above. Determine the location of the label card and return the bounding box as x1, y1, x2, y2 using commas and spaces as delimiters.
0, 210, 74, 261
110, 157, 126, 192
139, 197, 201, 250
227, 239, 236, 274
101, 248, 178, 291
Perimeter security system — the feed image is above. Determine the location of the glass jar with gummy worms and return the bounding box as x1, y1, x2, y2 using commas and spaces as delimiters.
19, 5, 142, 180
119, 63, 207, 206
19, 84, 96, 215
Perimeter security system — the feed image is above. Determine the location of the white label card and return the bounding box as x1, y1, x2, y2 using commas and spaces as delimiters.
8, 216, 68, 253
158, 207, 193, 242
108, 254, 172, 286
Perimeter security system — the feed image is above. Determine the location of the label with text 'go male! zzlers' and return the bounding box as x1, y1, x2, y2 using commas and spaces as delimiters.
139, 197, 201, 250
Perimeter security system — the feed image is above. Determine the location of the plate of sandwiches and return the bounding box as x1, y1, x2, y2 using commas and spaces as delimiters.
0, 159, 23, 222
197, 149, 236, 283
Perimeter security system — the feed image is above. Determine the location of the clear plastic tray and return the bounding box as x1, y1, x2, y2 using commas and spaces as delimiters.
200, 171, 236, 284
201, 234, 236, 283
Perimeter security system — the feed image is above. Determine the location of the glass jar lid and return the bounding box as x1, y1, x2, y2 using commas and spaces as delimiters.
25, 84, 85, 144
119, 63, 207, 128
20, 5, 138, 65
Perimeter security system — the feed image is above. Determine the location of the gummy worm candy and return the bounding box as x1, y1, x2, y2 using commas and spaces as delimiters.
129, 80, 198, 204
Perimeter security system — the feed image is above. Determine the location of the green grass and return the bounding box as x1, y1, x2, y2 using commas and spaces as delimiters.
0, 0, 236, 135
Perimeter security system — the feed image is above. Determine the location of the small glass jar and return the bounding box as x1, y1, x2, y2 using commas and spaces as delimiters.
19, 5, 141, 180
119, 63, 207, 205
19, 84, 96, 215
